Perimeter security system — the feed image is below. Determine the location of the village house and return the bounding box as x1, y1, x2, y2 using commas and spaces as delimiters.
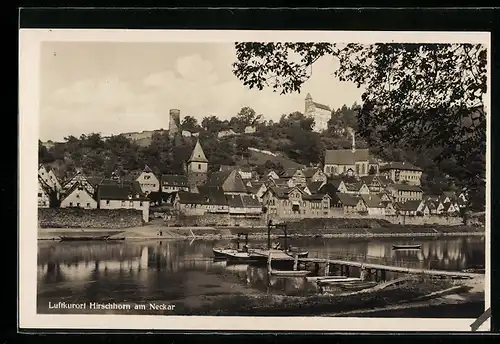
302, 167, 328, 184
266, 170, 280, 180
246, 181, 267, 200
262, 185, 331, 220
38, 178, 51, 208
306, 181, 327, 195
323, 132, 370, 177
330, 193, 367, 214
61, 170, 99, 197
387, 184, 423, 203
217, 129, 237, 138
38, 164, 62, 195
378, 191, 392, 202
303, 193, 331, 217
59, 181, 98, 209
97, 182, 150, 222
360, 175, 386, 193
383, 201, 398, 216
281, 168, 307, 187
417, 200, 431, 216
343, 180, 370, 195
244, 125, 256, 134
205, 169, 248, 195
379, 162, 423, 186
396, 200, 423, 217
240, 194, 263, 216
161, 174, 189, 193
135, 165, 160, 195
361, 194, 385, 216
173, 191, 207, 216
226, 194, 262, 217
437, 201, 459, 216
329, 178, 348, 194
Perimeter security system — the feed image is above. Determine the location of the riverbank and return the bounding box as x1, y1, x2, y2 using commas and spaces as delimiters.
38, 224, 485, 241
177, 275, 483, 316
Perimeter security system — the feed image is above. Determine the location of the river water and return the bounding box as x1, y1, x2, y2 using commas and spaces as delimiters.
37, 236, 485, 316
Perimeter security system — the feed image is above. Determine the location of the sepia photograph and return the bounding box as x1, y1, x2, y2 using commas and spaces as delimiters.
19, 29, 490, 331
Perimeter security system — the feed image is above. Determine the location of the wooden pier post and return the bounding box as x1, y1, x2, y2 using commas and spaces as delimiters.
345, 265, 350, 277
324, 260, 330, 276
381, 269, 387, 281
360, 264, 367, 281
293, 254, 298, 271
267, 252, 273, 275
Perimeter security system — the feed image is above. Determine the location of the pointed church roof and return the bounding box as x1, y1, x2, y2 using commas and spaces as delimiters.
143, 165, 153, 173
188, 139, 208, 163
305, 93, 312, 100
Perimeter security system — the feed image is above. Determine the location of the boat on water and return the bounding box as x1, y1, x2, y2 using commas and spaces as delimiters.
270, 269, 311, 277
316, 277, 362, 285
319, 280, 378, 293
392, 244, 422, 250
305, 275, 348, 282
59, 236, 108, 242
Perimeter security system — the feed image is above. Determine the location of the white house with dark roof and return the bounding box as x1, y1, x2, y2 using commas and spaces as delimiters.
97, 181, 150, 222
60, 181, 98, 209
361, 194, 385, 216
379, 161, 423, 186
136, 165, 160, 195
387, 184, 423, 203
161, 174, 189, 193
304, 93, 331, 132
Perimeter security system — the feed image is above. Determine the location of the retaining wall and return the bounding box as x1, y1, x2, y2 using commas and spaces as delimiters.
38, 208, 144, 229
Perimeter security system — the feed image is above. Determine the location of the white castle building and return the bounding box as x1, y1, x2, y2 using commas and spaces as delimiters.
304, 93, 332, 133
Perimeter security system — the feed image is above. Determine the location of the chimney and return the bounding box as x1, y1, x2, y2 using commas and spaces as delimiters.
351, 131, 356, 153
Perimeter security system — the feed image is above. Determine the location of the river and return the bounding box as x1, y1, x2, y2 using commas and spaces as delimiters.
37, 236, 485, 316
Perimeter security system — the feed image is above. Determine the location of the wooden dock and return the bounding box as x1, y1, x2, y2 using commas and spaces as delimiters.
260, 251, 482, 280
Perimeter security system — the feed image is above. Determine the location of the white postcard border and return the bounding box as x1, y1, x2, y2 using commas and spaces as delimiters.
19, 29, 491, 332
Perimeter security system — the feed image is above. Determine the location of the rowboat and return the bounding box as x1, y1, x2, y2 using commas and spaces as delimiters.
212, 248, 259, 263
317, 277, 362, 285
392, 244, 422, 250
305, 276, 348, 282
270, 269, 311, 277
318, 279, 378, 293
59, 235, 110, 242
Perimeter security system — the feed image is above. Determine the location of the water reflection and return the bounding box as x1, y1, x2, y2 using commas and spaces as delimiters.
37, 236, 485, 313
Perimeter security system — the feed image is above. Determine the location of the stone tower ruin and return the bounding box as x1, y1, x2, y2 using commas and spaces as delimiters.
169, 109, 181, 137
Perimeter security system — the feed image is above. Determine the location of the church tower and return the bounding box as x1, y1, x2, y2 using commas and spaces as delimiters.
186, 139, 209, 189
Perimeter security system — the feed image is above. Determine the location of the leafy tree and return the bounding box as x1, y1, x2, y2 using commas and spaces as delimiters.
232, 42, 486, 210
181, 116, 200, 132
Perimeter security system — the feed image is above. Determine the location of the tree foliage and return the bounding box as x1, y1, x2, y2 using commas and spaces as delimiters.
233, 42, 487, 209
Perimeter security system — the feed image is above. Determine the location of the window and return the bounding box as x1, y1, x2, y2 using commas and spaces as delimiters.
69, 202, 73, 207
129, 201, 134, 207
140, 201, 143, 206
37, 193, 42, 197
198, 164, 201, 170
86, 203, 90, 208
106, 200, 110, 205
76, 194, 80, 198
121, 201, 125, 206
77, 203, 80, 207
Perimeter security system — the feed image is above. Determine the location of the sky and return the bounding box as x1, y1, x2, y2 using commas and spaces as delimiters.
39, 41, 364, 142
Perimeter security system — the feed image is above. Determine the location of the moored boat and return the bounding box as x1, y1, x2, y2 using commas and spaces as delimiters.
270, 269, 311, 277
392, 244, 422, 250
59, 235, 110, 242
